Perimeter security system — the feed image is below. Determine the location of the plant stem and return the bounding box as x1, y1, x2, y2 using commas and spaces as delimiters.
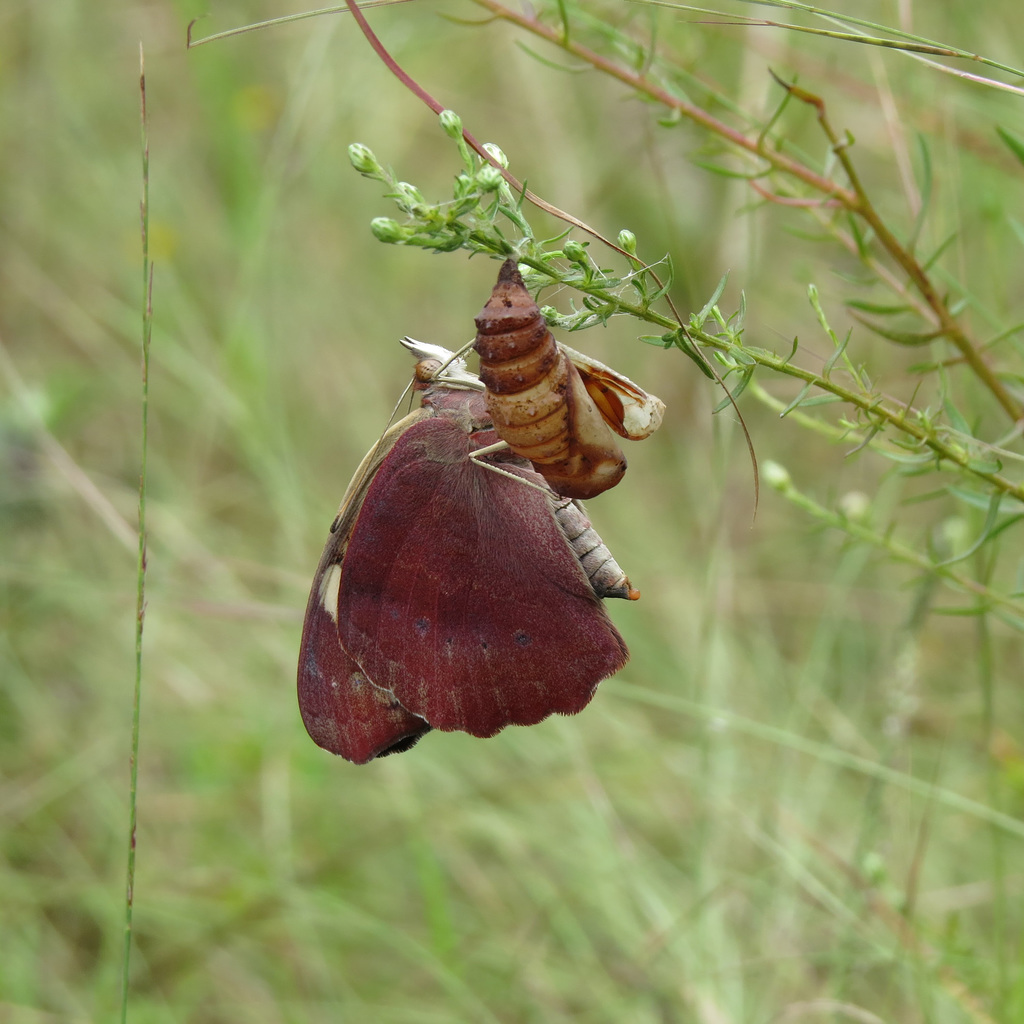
121, 43, 152, 1024
782, 77, 1023, 422
472, 0, 1024, 423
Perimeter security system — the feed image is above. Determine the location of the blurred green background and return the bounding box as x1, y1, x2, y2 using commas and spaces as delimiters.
2, 1, 1023, 1021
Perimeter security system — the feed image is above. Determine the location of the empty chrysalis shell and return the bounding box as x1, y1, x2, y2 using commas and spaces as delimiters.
473, 260, 629, 500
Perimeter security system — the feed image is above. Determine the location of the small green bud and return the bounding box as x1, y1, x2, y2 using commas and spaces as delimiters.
860, 851, 888, 887
837, 490, 870, 522
348, 143, 381, 177
617, 229, 637, 254
476, 165, 503, 192
370, 217, 407, 244
439, 109, 463, 139
453, 173, 476, 199
393, 181, 425, 210
762, 460, 791, 490
563, 239, 588, 264
939, 515, 970, 556
482, 142, 509, 168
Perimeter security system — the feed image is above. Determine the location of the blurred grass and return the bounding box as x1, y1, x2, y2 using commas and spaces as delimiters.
2, 1, 1023, 1022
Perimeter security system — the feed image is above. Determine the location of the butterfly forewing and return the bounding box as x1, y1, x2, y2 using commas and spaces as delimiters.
336, 415, 628, 738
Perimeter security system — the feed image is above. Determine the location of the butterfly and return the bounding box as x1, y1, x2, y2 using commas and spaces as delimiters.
297, 340, 638, 764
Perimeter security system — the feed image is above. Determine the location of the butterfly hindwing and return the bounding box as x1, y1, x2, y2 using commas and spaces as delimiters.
297, 560, 429, 764
297, 409, 434, 763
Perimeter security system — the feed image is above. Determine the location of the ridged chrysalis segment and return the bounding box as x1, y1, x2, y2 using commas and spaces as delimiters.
473, 260, 628, 500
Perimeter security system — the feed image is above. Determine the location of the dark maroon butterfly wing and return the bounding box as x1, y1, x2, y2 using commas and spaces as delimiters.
337, 416, 628, 738
298, 534, 430, 764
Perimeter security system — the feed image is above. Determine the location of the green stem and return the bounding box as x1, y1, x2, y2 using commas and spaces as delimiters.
510, 262, 1024, 504
121, 44, 152, 1024
787, 79, 1023, 422
768, 470, 1024, 626
722, 339, 1024, 502
472, 0, 1024, 423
